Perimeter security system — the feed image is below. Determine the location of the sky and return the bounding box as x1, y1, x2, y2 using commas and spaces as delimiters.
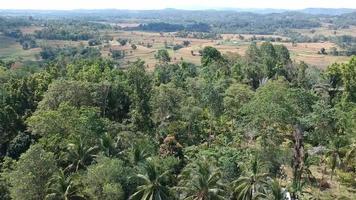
0, 0, 355, 10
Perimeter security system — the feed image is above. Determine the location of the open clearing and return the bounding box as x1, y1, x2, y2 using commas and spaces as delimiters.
0, 34, 40, 62
293, 25, 356, 37
0, 29, 352, 69
100, 31, 351, 69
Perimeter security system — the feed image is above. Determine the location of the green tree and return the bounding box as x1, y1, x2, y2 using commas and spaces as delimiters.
232, 158, 268, 200
117, 38, 128, 46
177, 158, 225, 200
151, 83, 184, 125
8, 144, 58, 200
201, 46, 223, 67
66, 137, 99, 172
265, 179, 286, 200
46, 170, 84, 200
130, 161, 172, 200
84, 156, 128, 200
155, 49, 171, 63
260, 42, 277, 78
223, 83, 254, 120
27, 103, 106, 155
127, 60, 153, 132
340, 56, 356, 102
274, 44, 291, 66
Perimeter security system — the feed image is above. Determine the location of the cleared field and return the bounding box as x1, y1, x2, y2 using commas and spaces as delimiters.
273, 42, 350, 69
293, 25, 356, 37
0, 35, 40, 61
20, 26, 43, 34
101, 31, 350, 69
221, 33, 288, 40
36, 39, 85, 47
0, 29, 352, 69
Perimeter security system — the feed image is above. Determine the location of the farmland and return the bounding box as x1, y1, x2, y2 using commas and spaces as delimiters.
98, 30, 351, 69
2, 28, 349, 69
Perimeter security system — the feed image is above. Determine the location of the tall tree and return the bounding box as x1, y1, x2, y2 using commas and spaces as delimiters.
127, 60, 153, 132
177, 158, 226, 200
130, 161, 172, 200
232, 158, 268, 200
8, 144, 58, 200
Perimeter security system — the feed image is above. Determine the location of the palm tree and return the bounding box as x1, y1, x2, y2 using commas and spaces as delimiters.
265, 179, 287, 200
344, 142, 356, 171
130, 161, 172, 200
232, 158, 268, 200
46, 170, 84, 200
176, 158, 226, 200
100, 132, 122, 157
290, 154, 315, 200
326, 140, 343, 180
66, 137, 98, 172
130, 145, 149, 165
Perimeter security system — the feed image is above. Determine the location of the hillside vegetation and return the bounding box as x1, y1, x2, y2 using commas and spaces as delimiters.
0, 9, 355, 200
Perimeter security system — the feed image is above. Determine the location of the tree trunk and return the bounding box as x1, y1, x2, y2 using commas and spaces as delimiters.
292, 124, 304, 200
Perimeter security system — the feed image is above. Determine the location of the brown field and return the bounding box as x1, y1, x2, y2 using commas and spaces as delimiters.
0, 28, 353, 70
100, 31, 351, 69
20, 26, 43, 34
293, 24, 356, 37
0, 34, 40, 62
221, 33, 289, 40
36, 39, 85, 47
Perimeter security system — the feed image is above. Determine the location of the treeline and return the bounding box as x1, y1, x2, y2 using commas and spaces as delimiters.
0, 17, 30, 32
0, 42, 355, 199
2, 10, 356, 35
34, 27, 96, 41
40, 46, 102, 61
131, 22, 211, 32
174, 31, 222, 40
33, 20, 109, 41
129, 14, 320, 34
3, 29, 38, 50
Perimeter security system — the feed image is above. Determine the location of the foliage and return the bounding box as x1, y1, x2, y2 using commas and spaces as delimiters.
7, 144, 58, 200
130, 160, 172, 200
155, 49, 171, 63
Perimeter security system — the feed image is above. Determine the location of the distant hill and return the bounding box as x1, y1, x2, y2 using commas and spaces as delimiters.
300, 8, 356, 15
223, 8, 356, 15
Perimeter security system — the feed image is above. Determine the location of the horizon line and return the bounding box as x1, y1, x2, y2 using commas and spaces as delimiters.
0, 7, 355, 11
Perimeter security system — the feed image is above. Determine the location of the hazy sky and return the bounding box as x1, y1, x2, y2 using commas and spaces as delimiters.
1, 0, 355, 10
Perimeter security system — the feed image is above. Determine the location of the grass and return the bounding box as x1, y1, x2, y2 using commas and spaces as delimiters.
100, 31, 351, 69
0, 35, 40, 61
0, 27, 353, 69
293, 25, 356, 37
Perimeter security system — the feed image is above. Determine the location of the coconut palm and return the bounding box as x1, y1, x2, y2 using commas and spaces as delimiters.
232, 158, 268, 200
130, 145, 149, 165
176, 158, 226, 200
265, 179, 287, 200
344, 142, 356, 171
130, 161, 172, 200
326, 140, 343, 180
45, 170, 84, 200
100, 132, 122, 157
66, 137, 99, 172
290, 154, 315, 200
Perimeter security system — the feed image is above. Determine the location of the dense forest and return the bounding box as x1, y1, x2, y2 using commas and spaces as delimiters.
0, 8, 356, 200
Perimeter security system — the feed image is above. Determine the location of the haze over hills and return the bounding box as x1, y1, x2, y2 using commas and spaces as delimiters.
0, 8, 355, 15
